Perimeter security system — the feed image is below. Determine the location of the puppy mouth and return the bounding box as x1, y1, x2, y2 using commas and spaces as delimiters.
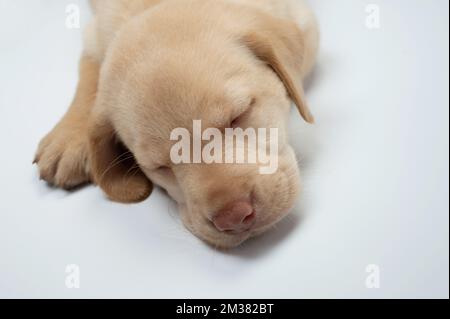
188, 217, 254, 248
223, 226, 252, 235
183, 206, 294, 249
207, 218, 254, 236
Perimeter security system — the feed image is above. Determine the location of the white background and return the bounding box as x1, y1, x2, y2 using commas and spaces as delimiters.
0, 0, 448, 298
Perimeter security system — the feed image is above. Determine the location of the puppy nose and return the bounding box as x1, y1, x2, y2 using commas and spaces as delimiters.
212, 200, 256, 232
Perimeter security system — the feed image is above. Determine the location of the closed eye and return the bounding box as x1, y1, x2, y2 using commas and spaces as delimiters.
153, 165, 172, 174
230, 98, 256, 128
231, 116, 241, 128
157, 165, 171, 171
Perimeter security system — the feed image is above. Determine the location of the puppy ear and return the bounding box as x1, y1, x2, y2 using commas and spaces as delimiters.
87, 112, 153, 203
241, 16, 314, 124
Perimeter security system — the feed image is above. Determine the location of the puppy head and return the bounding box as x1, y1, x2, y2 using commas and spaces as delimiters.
88, 5, 313, 248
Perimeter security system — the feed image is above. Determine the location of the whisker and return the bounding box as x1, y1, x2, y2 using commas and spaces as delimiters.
99, 152, 134, 182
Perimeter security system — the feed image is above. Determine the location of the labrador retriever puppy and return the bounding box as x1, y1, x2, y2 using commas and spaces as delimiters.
34, 0, 319, 248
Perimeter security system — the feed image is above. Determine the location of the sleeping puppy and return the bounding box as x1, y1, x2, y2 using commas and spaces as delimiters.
34, 0, 319, 248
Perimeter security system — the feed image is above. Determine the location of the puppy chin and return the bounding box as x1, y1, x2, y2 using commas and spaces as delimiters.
202, 232, 252, 250
179, 207, 251, 249
179, 203, 295, 249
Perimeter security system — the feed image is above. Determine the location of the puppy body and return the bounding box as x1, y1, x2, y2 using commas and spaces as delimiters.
35, 0, 319, 248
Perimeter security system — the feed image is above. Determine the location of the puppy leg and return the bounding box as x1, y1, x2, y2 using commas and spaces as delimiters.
34, 56, 99, 189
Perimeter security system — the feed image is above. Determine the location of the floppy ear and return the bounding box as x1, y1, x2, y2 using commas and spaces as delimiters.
240, 16, 314, 124
87, 111, 153, 203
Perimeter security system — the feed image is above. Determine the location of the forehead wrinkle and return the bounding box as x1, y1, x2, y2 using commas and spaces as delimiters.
128, 47, 254, 142
146, 76, 228, 126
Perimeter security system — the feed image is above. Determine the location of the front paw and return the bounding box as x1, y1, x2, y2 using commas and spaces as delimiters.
34, 124, 90, 189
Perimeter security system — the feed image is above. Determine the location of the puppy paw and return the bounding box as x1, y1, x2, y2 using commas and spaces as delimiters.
34, 124, 90, 189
